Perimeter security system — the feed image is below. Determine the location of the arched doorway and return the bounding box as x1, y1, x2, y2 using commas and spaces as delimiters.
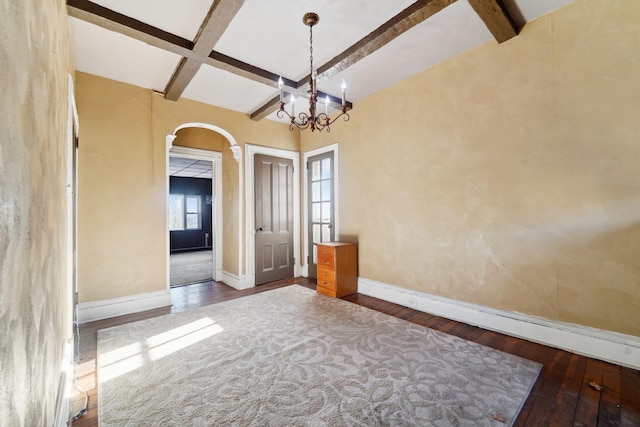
165, 123, 244, 289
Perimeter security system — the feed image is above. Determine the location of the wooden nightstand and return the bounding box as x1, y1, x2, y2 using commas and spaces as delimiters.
315, 242, 357, 298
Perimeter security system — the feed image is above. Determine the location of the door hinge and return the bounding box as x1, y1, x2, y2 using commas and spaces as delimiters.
307, 255, 310, 263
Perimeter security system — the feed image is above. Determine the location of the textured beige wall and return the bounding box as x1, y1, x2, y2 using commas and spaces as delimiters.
302, 0, 640, 336
76, 73, 300, 303
0, 0, 73, 425
76, 74, 165, 302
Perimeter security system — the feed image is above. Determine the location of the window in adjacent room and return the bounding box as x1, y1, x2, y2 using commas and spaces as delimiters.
185, 195, 201, 229
169, 194, 202, 230
169, 194, 184, 231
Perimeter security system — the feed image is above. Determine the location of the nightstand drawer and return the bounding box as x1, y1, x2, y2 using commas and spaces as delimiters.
317, 267, 335, 283
317, 246, 335, 269
317, 278, 336, 291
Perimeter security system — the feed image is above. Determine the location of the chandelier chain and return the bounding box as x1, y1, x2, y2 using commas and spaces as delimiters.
309, 25, 314, 79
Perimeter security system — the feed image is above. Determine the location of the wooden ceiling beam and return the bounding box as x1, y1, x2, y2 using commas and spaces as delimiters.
164, 0, 245, 101
467, 0, 518, 43
66, 0, 194, 57
250, 0, 457, 121
315, 0, 457, 84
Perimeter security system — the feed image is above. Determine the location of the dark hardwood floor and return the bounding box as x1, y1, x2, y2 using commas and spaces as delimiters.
70, 278, 640, 427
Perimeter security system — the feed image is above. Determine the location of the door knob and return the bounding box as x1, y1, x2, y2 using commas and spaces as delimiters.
256, 226, 263, 233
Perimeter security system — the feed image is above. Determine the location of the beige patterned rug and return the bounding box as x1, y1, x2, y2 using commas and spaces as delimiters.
98, 285, 541, 426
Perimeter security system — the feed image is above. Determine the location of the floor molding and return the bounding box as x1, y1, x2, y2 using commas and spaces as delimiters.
77, 290, 171, 323
358, 277, 640, 370
220, 270, 250, 290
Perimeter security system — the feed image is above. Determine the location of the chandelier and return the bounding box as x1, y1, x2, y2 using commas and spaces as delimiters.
276, 12, 350, 133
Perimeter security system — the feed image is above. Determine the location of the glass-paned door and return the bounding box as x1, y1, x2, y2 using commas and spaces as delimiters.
308, 151, 334, 278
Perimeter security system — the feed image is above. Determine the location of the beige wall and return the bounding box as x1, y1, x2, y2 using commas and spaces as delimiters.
0, 0, 74, 424
76, 72, 300, 303
302, 0, 640, 336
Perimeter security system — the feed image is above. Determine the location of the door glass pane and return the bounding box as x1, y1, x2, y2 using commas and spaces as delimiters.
312, 203, 321, 222
313, 224, 321, 244
321, 158, 331, 179
312, 182, 321, 202
321, 180, 331, 201
311, 160, 321, 181
322, 224, 331, 242
321, 202, 330, 222
312, 245, 317, 264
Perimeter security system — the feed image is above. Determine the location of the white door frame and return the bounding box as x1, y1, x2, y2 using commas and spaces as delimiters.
66, 73, 79, 340
166, 145, 223, 286
245, 144, 301, 287
303, 143, 339, 277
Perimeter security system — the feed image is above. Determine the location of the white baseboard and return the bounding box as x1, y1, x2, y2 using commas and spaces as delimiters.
358, 277, 640, 370
221, 270, 250, 290
77, 290, 171, 323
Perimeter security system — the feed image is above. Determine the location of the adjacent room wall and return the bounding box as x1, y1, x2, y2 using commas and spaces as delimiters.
75, 72, 300, 304
169, 177, 213, 252
0, 0, 73, 425
302, 0, 640, 337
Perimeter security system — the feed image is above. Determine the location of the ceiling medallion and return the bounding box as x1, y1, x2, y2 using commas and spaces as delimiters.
277, 13, 350, 133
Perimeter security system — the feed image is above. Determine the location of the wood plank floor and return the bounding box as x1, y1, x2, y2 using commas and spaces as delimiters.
70, 278, 640, 427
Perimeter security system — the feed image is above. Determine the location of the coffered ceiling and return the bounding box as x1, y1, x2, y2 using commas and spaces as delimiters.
67, 0, 573, 124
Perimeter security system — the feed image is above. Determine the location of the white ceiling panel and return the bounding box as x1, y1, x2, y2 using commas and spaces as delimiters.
514, 0, 575, 22
182, 65, 277, 114
90, 0, 213, 41
70, 17, 181, 92
214, 0, 416, 82
320, 0, 493, 103
169, 158, 212, 179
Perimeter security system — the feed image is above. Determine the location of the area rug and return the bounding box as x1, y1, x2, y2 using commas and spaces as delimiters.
98, 285, 541, 426
170, 249, 213, 286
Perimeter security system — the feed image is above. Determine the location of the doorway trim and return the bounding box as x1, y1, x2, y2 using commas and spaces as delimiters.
303, 143, 339, 277
166, 123, 243, 289
167, 146, 222, 286
245, 144, 301, 287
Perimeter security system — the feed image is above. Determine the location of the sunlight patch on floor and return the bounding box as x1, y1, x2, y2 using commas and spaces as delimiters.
99, 317, 224, 383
